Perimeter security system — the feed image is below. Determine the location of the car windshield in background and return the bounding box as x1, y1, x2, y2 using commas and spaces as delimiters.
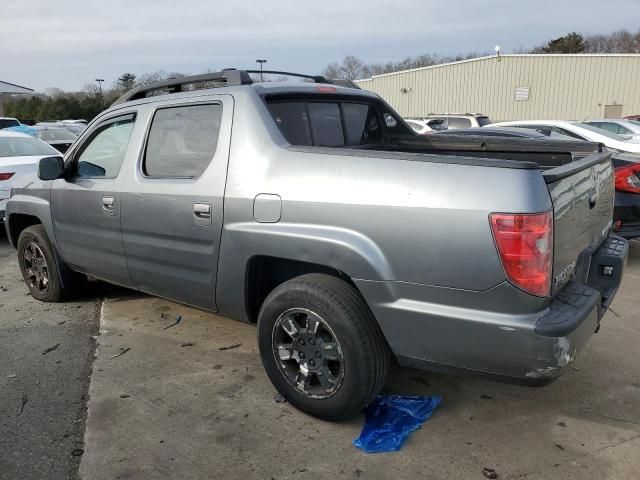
64, 125, 85, 136
0, 136, 58, 157
0, 119, 20, 129
477, 116, 492, 126
574, 122, 628, 141
37, 128, 77, 141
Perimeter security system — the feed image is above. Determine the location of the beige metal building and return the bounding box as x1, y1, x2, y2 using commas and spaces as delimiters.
355, 54, 640, 122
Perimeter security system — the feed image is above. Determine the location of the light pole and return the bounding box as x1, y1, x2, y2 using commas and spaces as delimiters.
95, 78, 104, 110
255, 59, 267, 82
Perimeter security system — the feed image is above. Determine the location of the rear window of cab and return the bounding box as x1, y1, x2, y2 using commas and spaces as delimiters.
267, 100, 383, 147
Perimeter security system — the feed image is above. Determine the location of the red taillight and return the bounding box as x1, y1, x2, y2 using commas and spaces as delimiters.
614, 163, 640, 194
490, 212, 553, 297
0, 172, 15, 181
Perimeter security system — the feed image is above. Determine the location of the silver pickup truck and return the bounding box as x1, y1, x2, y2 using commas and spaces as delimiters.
4, 70, 629, 419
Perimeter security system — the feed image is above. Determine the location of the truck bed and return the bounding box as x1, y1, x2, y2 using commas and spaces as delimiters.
385, 133, 602, 167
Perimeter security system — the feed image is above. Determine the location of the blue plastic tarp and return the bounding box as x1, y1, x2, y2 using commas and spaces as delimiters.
353, 395, 442, 453
2, 125, 37, 137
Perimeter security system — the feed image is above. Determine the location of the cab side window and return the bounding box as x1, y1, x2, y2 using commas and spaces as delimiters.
74, 114, 136, 178
143, 104, 222, 178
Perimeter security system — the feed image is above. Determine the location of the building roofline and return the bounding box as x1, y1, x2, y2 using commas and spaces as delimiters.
355, 53, 640, 82
0, 80, 34, 93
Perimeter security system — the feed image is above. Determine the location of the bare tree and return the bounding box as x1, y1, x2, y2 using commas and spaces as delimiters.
322, 62, 342, 79
340, 55, 367, 80
44, 87, 65, 98
82, 83, 101, 96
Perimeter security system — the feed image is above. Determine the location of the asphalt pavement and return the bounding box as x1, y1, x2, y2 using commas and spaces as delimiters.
0, 229, 99, 480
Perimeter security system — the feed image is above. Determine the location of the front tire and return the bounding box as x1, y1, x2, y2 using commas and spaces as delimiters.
17, 225, 64, 302
257, 274, 389, 420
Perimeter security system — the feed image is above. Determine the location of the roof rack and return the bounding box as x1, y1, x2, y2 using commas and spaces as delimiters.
113, 70, 254, 105
113, 69, 357, 105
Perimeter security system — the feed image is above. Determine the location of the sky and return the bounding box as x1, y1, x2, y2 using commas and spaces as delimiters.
2, 0, 640, 92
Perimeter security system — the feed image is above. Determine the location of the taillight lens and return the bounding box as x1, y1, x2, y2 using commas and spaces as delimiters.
614, 163, 640, 194
0, 172, 15, 181
490, 212, 553, 297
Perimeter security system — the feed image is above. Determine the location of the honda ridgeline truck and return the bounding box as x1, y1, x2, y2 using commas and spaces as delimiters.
4, 70, 628, 419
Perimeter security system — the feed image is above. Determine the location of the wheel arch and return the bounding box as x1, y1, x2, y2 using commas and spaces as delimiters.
7, 213, 43, 247
244, 255, 358, 324
215, 222, 394, 323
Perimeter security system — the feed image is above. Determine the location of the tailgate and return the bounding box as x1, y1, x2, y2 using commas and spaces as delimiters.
543, 151, 614, 295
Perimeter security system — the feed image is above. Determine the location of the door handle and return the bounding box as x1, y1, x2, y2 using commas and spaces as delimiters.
102, 195, 115, 216
193, 202, 212, 226
193, 202, 211, 218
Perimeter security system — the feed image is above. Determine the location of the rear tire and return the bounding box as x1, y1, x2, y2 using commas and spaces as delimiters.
17, 225, 82, 302
257, 273, 389, 420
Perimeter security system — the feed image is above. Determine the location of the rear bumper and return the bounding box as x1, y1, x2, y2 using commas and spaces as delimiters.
358, 233, 629, 381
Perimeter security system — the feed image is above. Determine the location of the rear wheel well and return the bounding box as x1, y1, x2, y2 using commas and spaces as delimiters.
245, 256, 356, 323
8, 214, 42, 246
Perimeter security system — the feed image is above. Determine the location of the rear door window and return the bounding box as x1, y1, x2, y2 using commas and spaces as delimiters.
447, 117, 472, 129
143, 104, 222, 178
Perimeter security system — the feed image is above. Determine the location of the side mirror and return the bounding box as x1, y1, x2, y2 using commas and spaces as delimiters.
38, 156, 65, 181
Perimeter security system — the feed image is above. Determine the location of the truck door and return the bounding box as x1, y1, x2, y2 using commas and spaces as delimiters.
51, 112, 138, 286
121, 96, 232, 310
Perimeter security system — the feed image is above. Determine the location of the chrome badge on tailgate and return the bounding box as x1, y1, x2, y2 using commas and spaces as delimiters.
553, 261, 576, 287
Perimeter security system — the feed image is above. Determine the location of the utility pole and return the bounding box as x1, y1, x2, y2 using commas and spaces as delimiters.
95, 78, 105, 110
255, 59, 267, 82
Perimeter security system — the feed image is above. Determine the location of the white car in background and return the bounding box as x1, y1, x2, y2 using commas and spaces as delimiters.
405, 119, 432, 135
583, 119, 640, 141
422, 113, 492, 129
0, 131, 59, 221
490, 120, 640, 154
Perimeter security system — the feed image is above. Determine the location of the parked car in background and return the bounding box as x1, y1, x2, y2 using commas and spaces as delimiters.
491, 120, 640, 154
406, 117, 448, 131
624, 114, 640, 121
405, 119, 432, 135
0, 117, 21, 130
0, 131, 58, 221
421, 113, 492, 129
37, 121, 86, 137
610, 153, 640, 238
61, 119, 88, 125
4, 70, 628, 419
33, 125, 78, 154
62, 123, 87, 136
584, 119, 640, 141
